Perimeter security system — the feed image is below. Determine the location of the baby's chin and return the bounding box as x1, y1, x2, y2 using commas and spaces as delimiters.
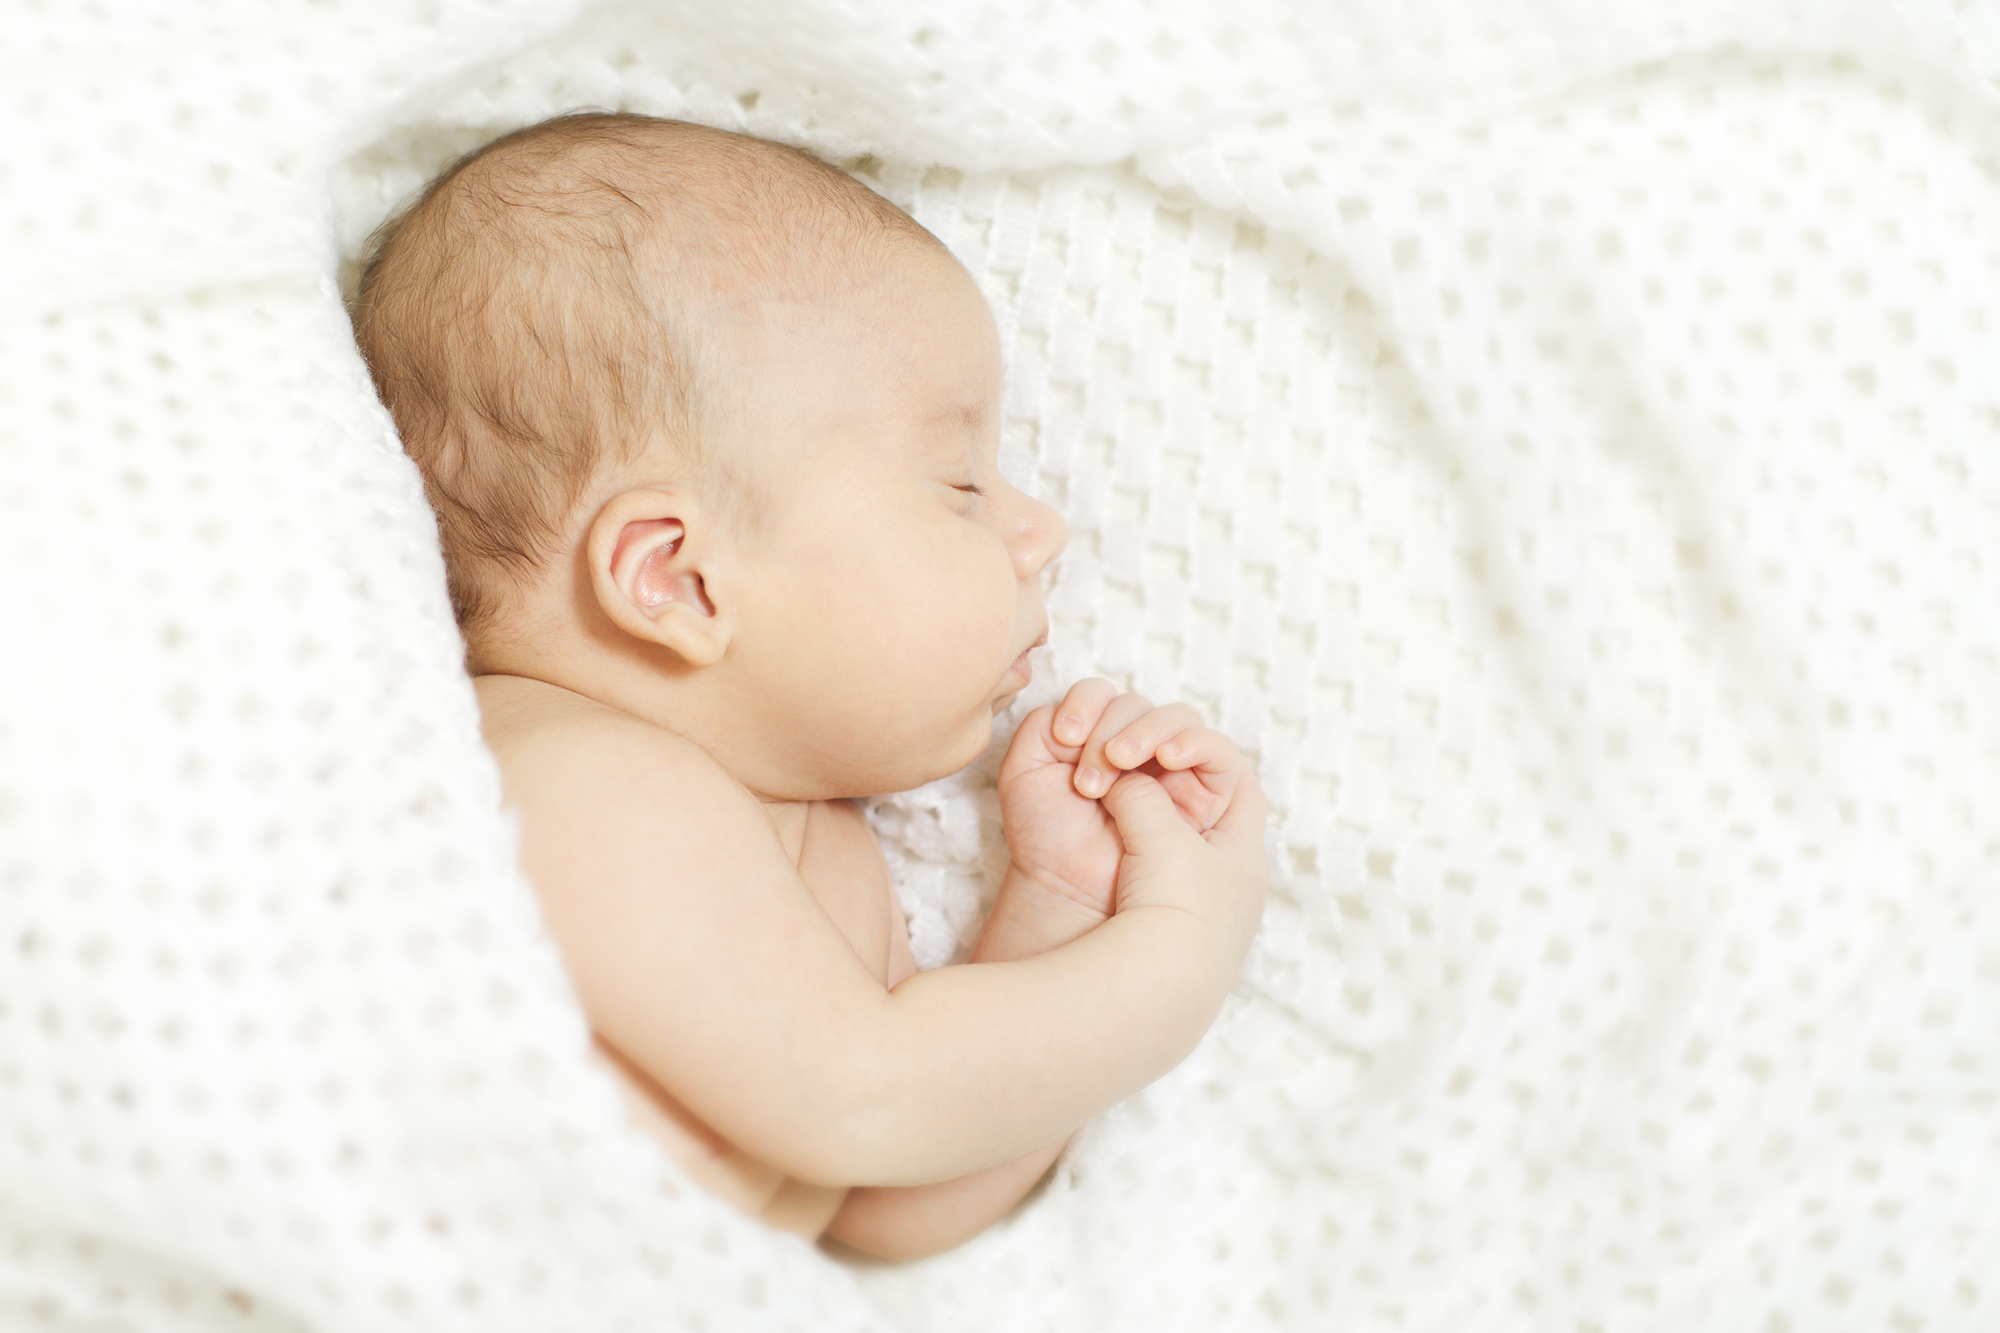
824, 693, 1009, 795
909, 708, 1000, 785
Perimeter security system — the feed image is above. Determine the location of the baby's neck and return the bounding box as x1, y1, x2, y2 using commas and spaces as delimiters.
473, 621, 865, 860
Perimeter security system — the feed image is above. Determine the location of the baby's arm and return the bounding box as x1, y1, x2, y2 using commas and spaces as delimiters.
821, 896, 1092, 1259
495, 693, 1263, 1191
828, 683, 1253, 1256
824, 897, 1114, 1260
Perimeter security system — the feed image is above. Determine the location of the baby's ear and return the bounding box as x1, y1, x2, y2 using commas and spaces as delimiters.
588, 490, 729, 667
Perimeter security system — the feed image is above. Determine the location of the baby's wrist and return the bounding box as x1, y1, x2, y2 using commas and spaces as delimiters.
970, 864, 1111, 963
1005, 861, 1121, 933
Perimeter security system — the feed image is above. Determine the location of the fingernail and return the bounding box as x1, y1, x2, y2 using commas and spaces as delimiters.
1076, 767, 1104, 796
1057, 716, 1084, 743
1159, 742, 1181, 761
1109, 737, 1138, 764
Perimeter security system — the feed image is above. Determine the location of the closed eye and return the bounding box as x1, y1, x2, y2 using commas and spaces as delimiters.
954, 483, 988, 496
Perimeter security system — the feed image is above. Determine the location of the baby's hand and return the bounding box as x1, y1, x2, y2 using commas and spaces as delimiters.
998, 679, 1250, 918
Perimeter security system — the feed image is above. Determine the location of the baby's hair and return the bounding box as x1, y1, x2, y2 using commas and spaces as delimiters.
350, 112, 942, 637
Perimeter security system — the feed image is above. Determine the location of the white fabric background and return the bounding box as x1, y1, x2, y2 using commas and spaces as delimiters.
4, 2, 1998, 1329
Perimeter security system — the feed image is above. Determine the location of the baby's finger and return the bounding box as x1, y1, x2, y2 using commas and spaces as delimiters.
999, 704, 1063, 781
1071, 692, 1156, 798
1050, 678, 1122, 749
1152, 725, 1242, 777
1151, 727, 1243, 832
1100, 702, 1207, 773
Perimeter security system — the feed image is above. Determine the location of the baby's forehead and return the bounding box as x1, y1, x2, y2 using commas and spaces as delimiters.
710, 245, 996, 396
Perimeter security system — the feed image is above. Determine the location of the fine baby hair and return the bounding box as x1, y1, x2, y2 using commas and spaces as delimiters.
351, 112, 941, 637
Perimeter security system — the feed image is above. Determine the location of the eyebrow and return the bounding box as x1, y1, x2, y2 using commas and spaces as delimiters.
921, 401, 992, 465
930, 401, 989, 432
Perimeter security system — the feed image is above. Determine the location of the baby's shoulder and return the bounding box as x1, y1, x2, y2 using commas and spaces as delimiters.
471, 673, 764, 852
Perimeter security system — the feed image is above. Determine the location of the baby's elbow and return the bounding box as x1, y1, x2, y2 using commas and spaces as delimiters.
767, 1100, 912, 1190
759, 1033, 940, 1187
717, 1062, 893, 1188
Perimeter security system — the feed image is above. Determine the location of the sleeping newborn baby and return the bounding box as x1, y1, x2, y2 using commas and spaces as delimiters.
351, 112, 1266, 1259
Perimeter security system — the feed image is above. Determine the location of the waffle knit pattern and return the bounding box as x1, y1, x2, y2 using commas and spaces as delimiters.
4, 2, 1998, 1329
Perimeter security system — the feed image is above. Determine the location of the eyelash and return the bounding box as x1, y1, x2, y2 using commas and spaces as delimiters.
955, 483, 987, 496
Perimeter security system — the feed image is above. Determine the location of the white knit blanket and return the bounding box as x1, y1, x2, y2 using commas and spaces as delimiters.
5, 3, 1998, 1329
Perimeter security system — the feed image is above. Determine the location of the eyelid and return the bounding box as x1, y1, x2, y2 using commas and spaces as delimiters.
954, 481, 988, 496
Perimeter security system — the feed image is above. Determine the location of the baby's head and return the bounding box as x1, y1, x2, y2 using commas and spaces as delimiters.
353, 114, 1067, 799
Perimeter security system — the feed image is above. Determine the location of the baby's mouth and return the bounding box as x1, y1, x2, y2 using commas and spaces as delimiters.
1005, 630, 1048, 684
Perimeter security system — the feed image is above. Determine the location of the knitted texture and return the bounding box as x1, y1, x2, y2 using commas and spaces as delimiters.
4, 2, 1998, 1330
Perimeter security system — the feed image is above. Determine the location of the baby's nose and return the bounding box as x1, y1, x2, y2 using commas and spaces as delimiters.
1015, 494, 1068, 579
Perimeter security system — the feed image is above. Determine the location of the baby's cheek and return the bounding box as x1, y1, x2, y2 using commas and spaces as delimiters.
927, 540, 1012, 638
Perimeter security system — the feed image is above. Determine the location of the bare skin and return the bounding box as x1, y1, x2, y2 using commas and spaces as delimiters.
468, 245, 1267, 1259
